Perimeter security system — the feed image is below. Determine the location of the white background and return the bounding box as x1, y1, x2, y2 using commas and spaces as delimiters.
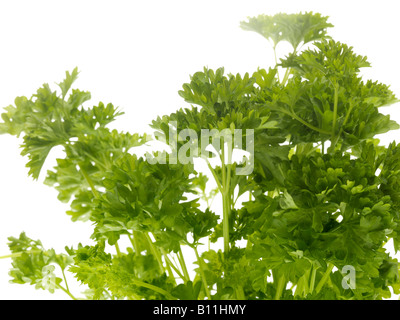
0, 0, 399, 300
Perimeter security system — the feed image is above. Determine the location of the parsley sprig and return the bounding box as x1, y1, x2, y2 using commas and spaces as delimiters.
1, 11, 400, 300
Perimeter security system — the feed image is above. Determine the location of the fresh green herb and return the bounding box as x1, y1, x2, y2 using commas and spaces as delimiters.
1, 12, 400, 300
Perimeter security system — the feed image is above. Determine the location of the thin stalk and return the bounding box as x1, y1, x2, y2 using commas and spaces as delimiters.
294, 275, 307, 297
281, 48, 296, 86
332, 82, 339, 138
83, 151, 108, 171
334, 101, 355, 150
221, 143, 226, 187
309, 266, 317, 293
226, 146, 232, 194
340, 102, 355, 130
114, 241, 121, 257
0, 250, 41, 259
285, 107, 331, 135
194, 246, 211, 300
281, 68, 291, 86
221, 143, 231, 253
274, 274, 286, 300
236, 286, 245, 300
328, 83, 341, 153
128, 233, 140, 256
273, 45, 281, 83
61, 269, 70, 293
222, 197, 230, 253
207, 142, 232, 254
303, 270, 311, 296
315, 263, 335, 294
171, 254, 185, 278
158, 248, 177, 283
132, 279, 177, 300
144, 233, 164, 273
78, 164, 100, 199
161, 249, 185, 281
56, 283, 77, 300
164, 257, 176, 284
177, 247, 190, 282
205, 159, 223, 193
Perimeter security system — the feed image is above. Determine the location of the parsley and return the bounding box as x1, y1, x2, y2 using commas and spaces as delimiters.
1, 12, 400, 300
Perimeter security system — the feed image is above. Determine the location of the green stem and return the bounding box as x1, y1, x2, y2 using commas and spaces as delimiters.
114, 241, 121, 257
328, 83, 341, 153
177, 247, 190, 282
315, 263, 334, 294
285, 107, 331, 135
61, 269, 70, 293
129, 233, 140, 256
205, 159, 223, 193
273, 45, 281, 83
0, 250, 42, 259
332, 82, 339, 138
144, 233, 164, 273
159, 248, 176, 284
222, 195, 231, 253
309, 266, 317, 293
56, 283, 78, 300
207, 142, 233, 255
236, 286, 245, 300
164, 258, 176, 284
83, 151, 108, 171
333, 101, 355, 151
132, 279, 177, 300
221, 143, 232, 253
281, 68, 291, 86
78, 164, 100, 199
171, 254, 185, 278
340, 102, 354, 130
274, 274, 286, 300
294, 274, 306, 297
281, 48, 296, 86
194, 246, 211, 300
161, 249, 184, 281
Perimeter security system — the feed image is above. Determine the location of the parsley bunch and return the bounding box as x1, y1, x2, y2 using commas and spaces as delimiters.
1, 12, 400, 300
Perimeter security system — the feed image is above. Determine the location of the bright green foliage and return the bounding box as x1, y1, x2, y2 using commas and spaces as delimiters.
7, 233, 74, 296
1, 12, 400, 300
240, 12, 333, 50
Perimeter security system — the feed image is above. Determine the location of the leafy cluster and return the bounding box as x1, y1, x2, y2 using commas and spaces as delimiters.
1, 11, 400, 300
6, 232, 74, 297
